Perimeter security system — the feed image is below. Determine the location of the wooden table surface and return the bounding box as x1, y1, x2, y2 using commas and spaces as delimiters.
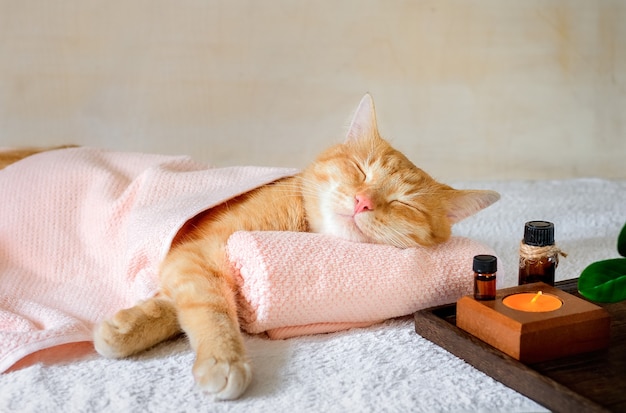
414, 278, 625, 413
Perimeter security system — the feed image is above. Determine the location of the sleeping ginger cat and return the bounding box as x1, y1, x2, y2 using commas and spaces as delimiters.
2, 95, 499, 400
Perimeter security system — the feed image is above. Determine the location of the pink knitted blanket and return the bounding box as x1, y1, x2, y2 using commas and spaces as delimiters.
228, 232, 497, 339
0, 148, 295, 372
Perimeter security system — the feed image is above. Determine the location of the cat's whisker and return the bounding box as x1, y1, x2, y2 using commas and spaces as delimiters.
364, 222, 418, 249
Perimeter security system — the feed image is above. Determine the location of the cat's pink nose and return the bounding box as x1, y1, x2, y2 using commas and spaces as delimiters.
354, 194, 374, 214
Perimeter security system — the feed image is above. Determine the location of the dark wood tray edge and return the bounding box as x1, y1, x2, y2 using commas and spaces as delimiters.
414, 279, 611, 413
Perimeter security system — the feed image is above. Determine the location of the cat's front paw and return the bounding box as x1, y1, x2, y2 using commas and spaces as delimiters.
193, 357, 252, 400
93, 314, 139, 359
93, 298, 179, 359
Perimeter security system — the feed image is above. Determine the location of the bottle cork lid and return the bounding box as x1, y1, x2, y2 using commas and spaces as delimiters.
473, 254, 497, 274
524, 221, 555, 246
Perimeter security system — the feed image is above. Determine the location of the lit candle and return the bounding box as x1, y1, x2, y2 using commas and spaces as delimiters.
502, 291, 563, 312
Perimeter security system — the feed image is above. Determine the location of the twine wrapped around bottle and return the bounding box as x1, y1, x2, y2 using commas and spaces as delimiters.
519, 240, 568, 267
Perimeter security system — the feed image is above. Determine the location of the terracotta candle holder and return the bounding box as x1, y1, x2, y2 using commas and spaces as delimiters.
456, 282, 611, 363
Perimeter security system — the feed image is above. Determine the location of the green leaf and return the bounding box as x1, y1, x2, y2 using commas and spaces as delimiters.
618, 222, 626, 258
578, 258, 626, 303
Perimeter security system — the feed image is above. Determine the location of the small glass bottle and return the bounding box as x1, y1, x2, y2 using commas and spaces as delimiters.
473, 254, 497, 301
518, 221, 561, 286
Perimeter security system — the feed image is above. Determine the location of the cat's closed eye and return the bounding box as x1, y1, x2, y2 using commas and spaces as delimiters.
390, 199, 416, 210
352, 162, 367, 181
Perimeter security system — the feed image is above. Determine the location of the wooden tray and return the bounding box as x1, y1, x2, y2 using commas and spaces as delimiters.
414, 278, 625, 413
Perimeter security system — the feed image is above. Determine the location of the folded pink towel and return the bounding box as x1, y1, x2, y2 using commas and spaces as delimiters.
228, 231, 500, 339
0, 148, 295, 372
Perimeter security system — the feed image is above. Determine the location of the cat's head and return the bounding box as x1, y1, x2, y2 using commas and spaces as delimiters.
300, 94, 500, 248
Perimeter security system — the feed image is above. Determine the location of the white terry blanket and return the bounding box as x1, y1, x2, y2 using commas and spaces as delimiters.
0, 148, 295, 372
1, 168, 624, 411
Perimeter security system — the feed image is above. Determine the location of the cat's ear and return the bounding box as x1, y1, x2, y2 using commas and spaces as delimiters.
445, 189, 500, 224
346, 93, 379, 143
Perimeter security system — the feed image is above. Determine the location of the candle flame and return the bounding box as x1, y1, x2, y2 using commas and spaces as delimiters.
530, 291, 543, 304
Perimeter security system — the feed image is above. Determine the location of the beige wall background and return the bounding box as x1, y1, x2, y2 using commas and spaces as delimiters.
1, 0, 624, 181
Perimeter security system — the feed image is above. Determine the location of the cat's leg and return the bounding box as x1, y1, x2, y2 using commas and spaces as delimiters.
93, 296, 180, 358
159, 239, 251, 400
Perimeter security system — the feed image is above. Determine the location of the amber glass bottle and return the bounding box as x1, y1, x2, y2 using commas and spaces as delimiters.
473, 255, 497, 301
518, 221, 559, 286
